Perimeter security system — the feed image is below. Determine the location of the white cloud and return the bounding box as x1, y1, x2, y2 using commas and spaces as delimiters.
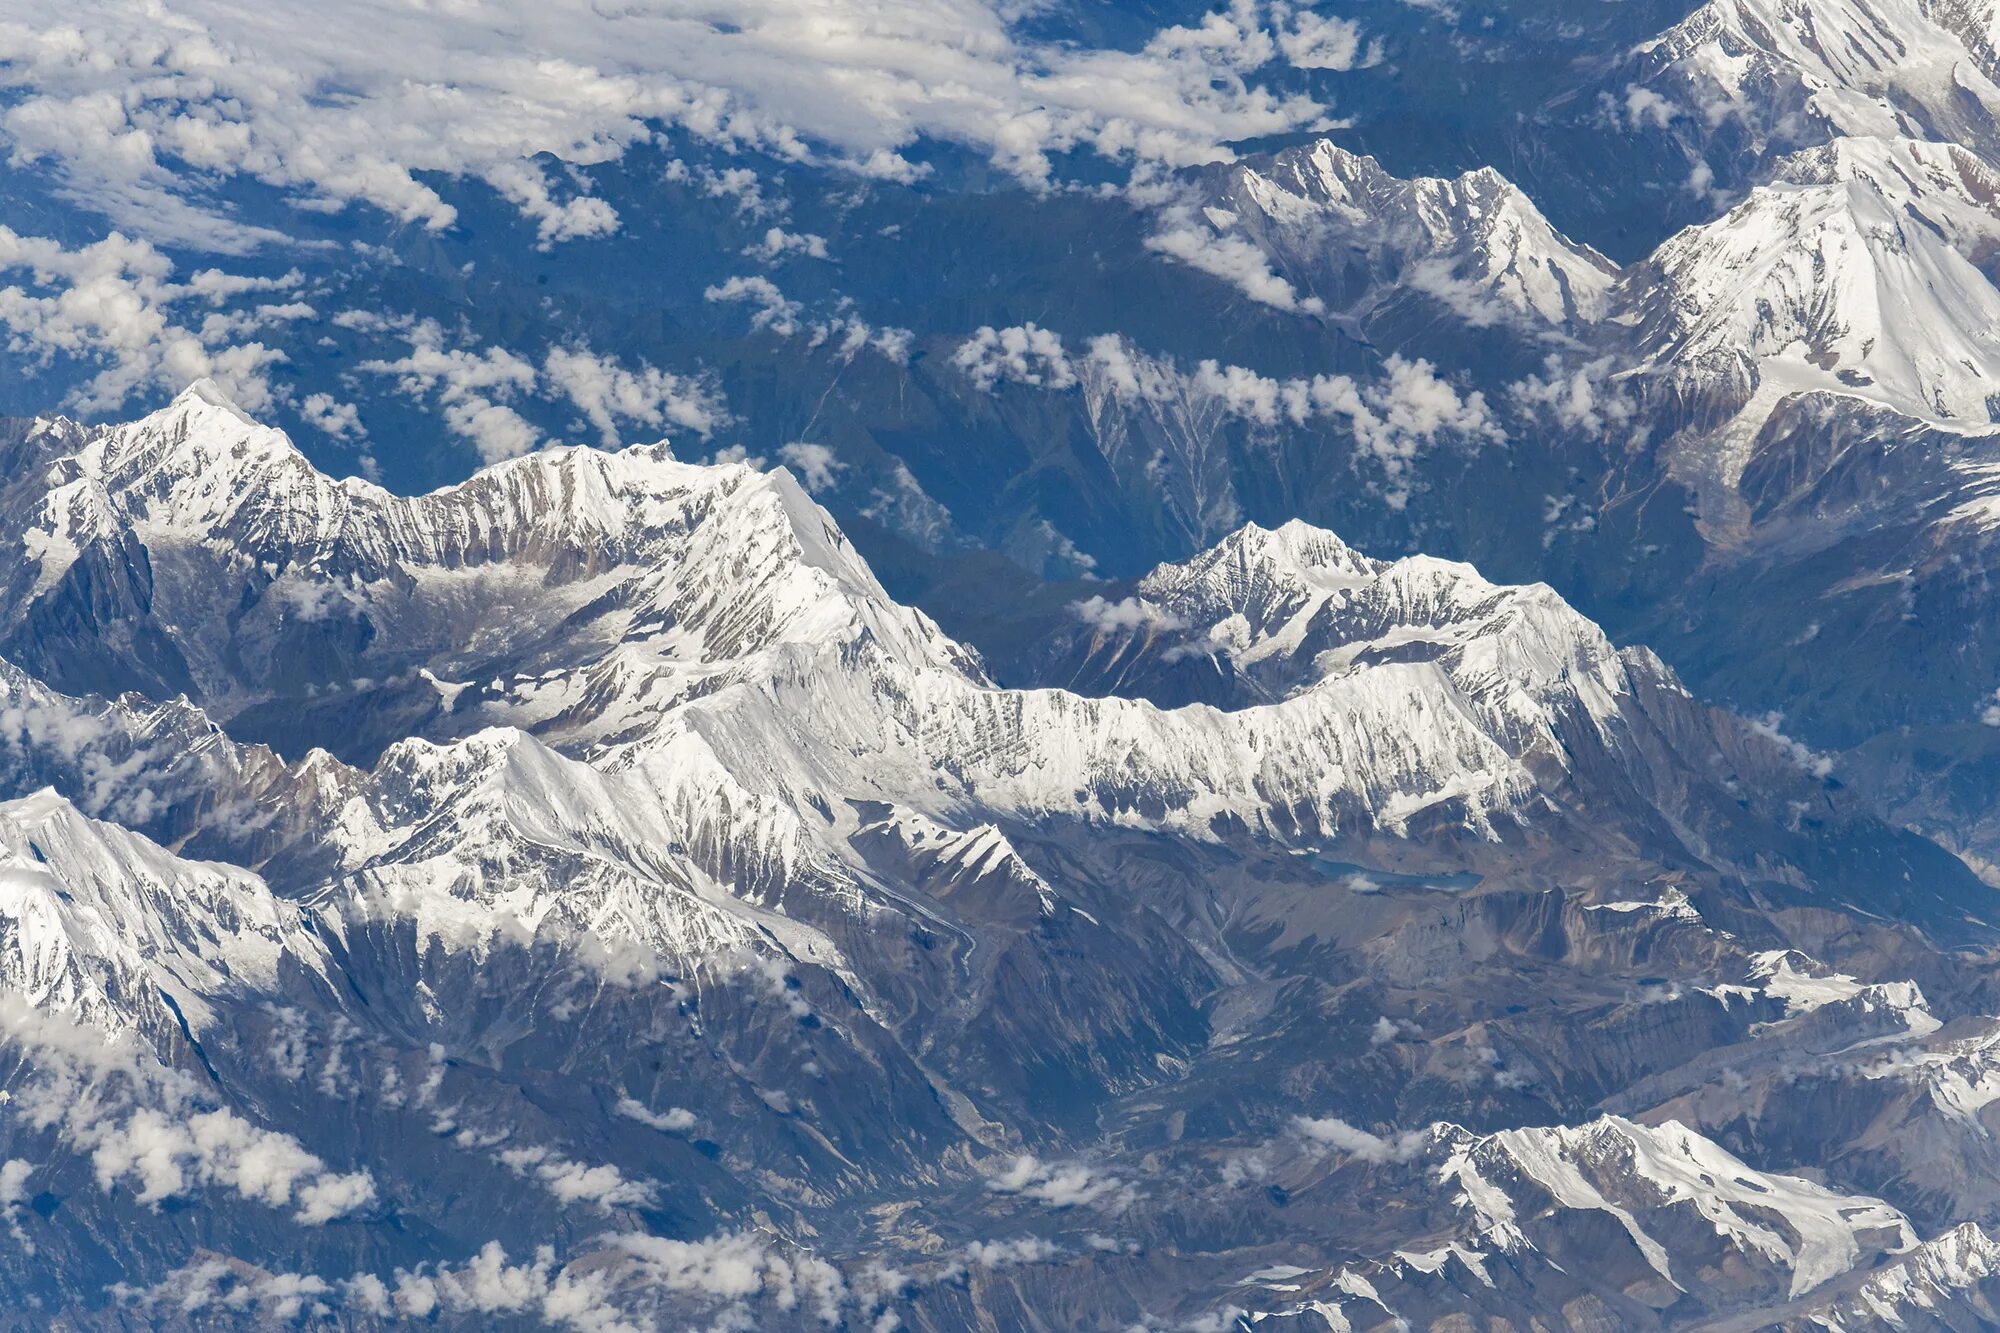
358, 318, 542, 463
985, 1154, 1130, 1209
1292, 1115, 1427, 1163
0, 0, 1333, 249
1078, 334, 1500, 510
298, 391, 364, 439
615, 1096, 697, 1133
1145, 206, 1326, 314
1069, 595, 1187, 635
0, 998, 375, 1224
964, 1236, 1060, 1268
1508, 354, 1637, 436
1624, 84, 1682, 130
954, 322, 1076, 391
544, 345, 727, 445
705, 274, 803, 336
0, 226, 297, 414
358, 320, 726, 459
1745, 711, 1836, 781
744, 227, 830, 263
484, 159, 621, 248
611, 1230, 850, 1325
1275, 8, 1381, 70
496, 1144, 656, 1212
778, 441, 845, 491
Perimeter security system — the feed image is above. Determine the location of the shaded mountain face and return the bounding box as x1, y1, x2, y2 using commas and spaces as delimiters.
12, 0, 2000, 1326
0, 390, 1998, 1328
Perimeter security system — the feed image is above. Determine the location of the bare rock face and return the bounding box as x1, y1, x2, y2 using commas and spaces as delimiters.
0, 388, 1996, 1329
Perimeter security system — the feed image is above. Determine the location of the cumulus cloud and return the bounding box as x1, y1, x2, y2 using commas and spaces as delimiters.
495, 1144, 656, 1212
964, 1236, 1061, 1268
954, 322, 1076, 391
484, 159, 621, 249
1069, 595, 1187, 636
0, 998, 375, 1224
985, 1154, 1131, 1210
1145, 206, 1326, 314
298, 391, 363, 440
357, 319, 541, 463
1078, 334, 1501, 510
359, 321, 724, 460
543, 345, 727, 445
1745, 711, 1836, 781
0, 0, 1333, 249
778, 441, 846, 492
0, 227, 301, 414
1275, 8, 1382, 70
705, 274, 804, 336
0, 1159, 32, 1253
1292, 1115, 1428, 1164
615, 1097, 697, 1133
1508, 354, 1638, 436
744, 227, 831, 263
1623, 84, 1682, 130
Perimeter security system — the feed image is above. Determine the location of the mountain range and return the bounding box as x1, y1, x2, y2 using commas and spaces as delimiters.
7, 0, 2000, 1326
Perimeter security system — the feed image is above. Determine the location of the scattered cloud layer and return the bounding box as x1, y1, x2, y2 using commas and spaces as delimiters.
0, 0, 1351, 250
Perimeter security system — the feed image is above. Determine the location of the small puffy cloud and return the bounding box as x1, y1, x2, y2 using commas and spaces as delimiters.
359, 322, 724, 460
610, 1230, 849, 1325
1624, 84, 1682, 130
964, 1236, 1061, 1269
743, 227, 830, 263
1276, 9, 1381, 70
1745, 711, 1836, 780
1069, 595, 1187, 635
705, 275, 803, 336
496, 1145, 655, 1212
1292, 1115, 1427, 1164
0, 227, 295, 414
543, 344, 727, 445
483, 160, 620, 248
357, 318, 542, 463
778, 441, 845, 491
298, 392, 364, 440
985, 1154, 1130, 1210
615, 1097, 697, 1133
1508, 354, 1637, 436
295, 1171, 378, 1225
712, 442, 770, 469
1145, 207, 1326, 315
0, 998, 376, 1225
954, 322, 1075, 391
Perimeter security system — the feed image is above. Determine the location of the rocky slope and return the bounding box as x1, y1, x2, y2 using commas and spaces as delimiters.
0, 391, 1994, 1328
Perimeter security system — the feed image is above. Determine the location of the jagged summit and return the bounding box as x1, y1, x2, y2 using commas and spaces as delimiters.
1212, 138, 1618, 328
1624, 134, 2000, 428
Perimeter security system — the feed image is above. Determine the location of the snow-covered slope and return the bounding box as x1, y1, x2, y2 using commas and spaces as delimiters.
0, 387, 1684, 857
0, 382, 977, 760
1208, 139, 1617, 329
1782, 1221, 2000, 1329
1625, 137, 2000, 433
1067, 518, 1632, 725
0, 390, 1992, 1330
0, 789, 327, 1037
1445, 1116, 1916, 1299
1630, 0, 2000, 169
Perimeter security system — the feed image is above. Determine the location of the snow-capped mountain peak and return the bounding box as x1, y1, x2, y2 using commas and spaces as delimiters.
1213, 139, 1618, 328
1628, 134, 2000, 429
0, 788, 327, 1037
